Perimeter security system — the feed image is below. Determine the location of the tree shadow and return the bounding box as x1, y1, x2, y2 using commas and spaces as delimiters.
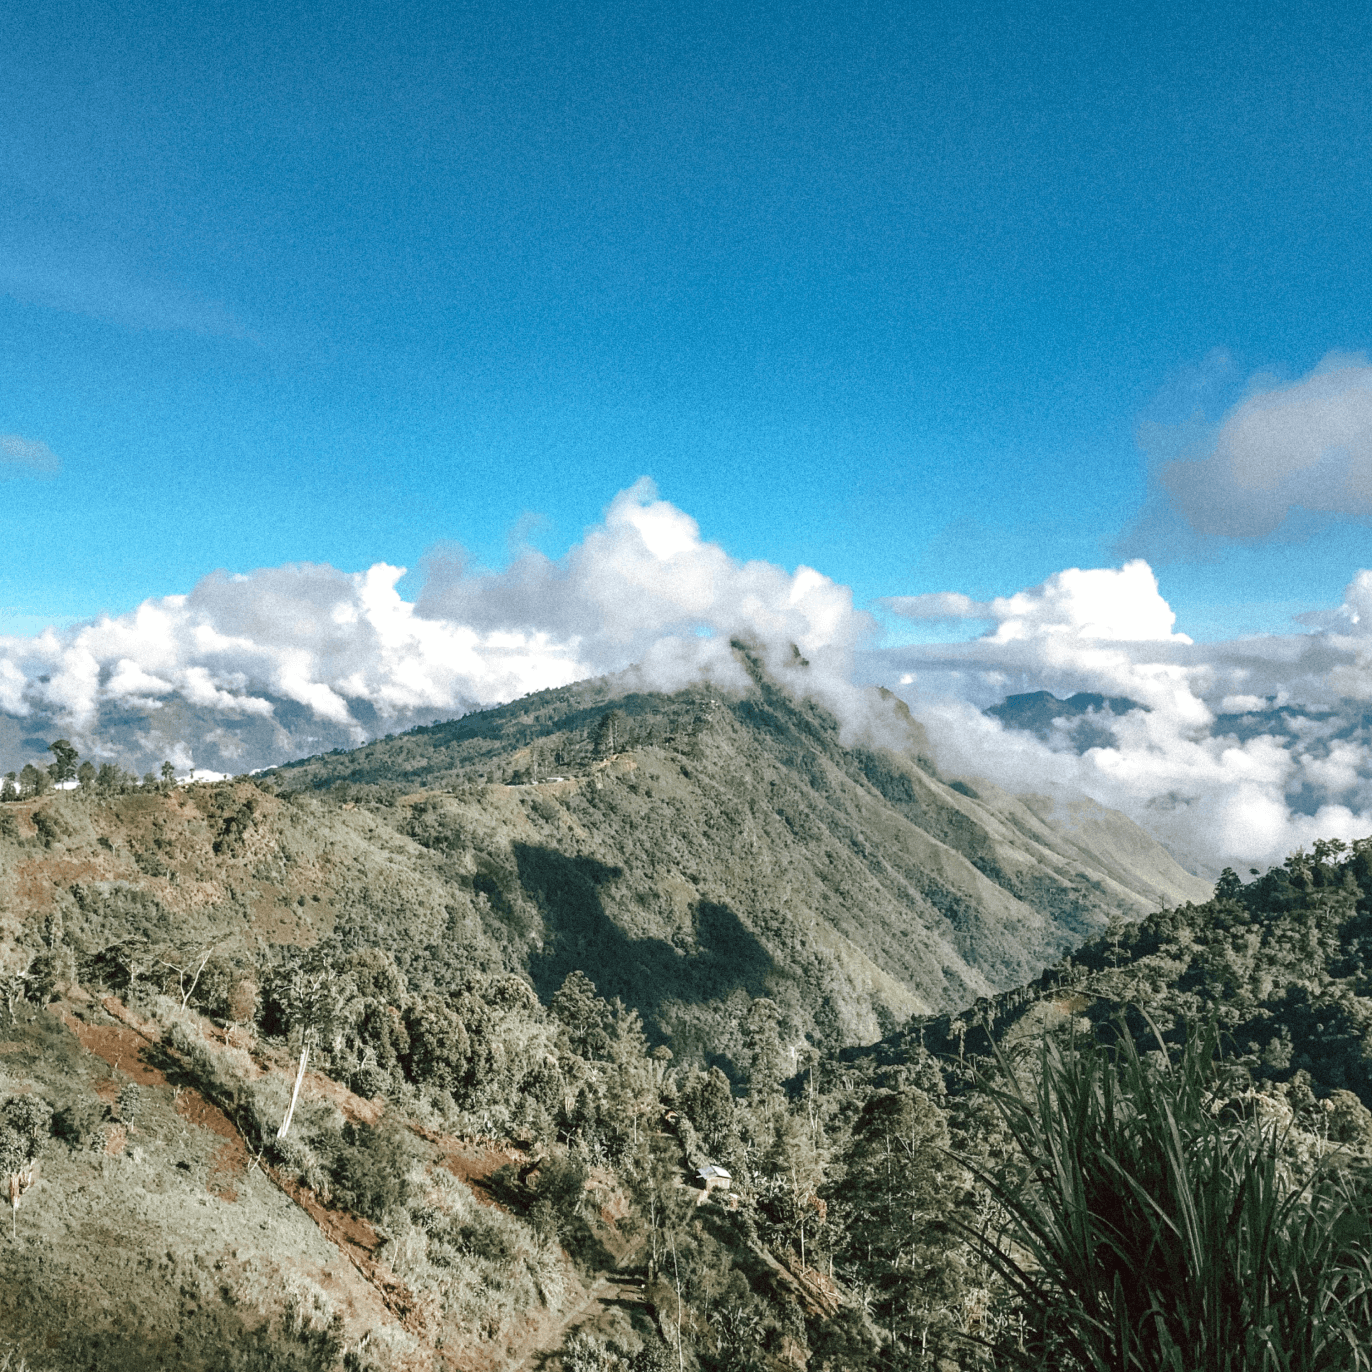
513, 844, 774, 1025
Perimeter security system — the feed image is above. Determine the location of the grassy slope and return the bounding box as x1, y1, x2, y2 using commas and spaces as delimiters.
0, 997, 398, 1371
0, 654, 1206, 1056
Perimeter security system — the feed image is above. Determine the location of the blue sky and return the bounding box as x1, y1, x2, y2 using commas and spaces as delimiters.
4, 0, 1372, 642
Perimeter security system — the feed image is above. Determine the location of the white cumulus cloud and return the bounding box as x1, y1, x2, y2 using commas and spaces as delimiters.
11, 476, 1372, 876
868, 560, 1372, 872
0, 479, 874, 774
1130, 353, 1372, 543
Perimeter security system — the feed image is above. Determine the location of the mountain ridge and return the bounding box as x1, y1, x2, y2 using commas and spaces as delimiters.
2, 649, 1207, 1058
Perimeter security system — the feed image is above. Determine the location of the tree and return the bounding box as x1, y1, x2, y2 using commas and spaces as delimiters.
46, 739, 78, 788
551, 971, 614, 1059
831, 1085, 961, 1359
625, 1133, 696, 1281
0, 1094, 52, 1240
270, 964, 361, 1138
741, 997, 786, 1101
226, 977, 260, 1042
0, 773, 16, 802
678, 1066, 737, 1155
0, 960, 30, 1025
160, 946, 215, 1012
1215, 867, 1243, 900
401, 995, 472, 1095
161, 760, 176, 785
77, 761, 96, 790
592, 710, 623, 758
1313, 837, 1348, 865
18, 764, 49, 798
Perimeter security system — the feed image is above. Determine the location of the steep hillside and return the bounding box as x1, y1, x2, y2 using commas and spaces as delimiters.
0, 650, 1205, 1061
264, 648, 1206, 1035
0, 789, 1356, 1371
5, 655, 1323, 1372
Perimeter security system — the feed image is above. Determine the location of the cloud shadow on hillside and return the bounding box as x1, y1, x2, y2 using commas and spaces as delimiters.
513, 843, 774, 1026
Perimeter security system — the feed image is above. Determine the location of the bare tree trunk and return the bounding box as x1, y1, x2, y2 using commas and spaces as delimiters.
277, 1044, 309, 1139
669, 1228, 685, 1372
180, 950, 212, 1011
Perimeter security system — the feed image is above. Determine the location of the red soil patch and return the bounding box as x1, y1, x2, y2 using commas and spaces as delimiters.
417, 1132, 527, 1209
1053, 993, 1092, 1014
12, 867, 59, 912
52, 1007, 169, 1087
306, 1069, 384, 1126
275, 1171, 382, 1253
22, 855, 116, 886
267, 1166, 425, 1334
56, 995, 251, 1199
174, 1087, 250, 1200
175, 1086, 238, 1141
208, 1141, 241, 1202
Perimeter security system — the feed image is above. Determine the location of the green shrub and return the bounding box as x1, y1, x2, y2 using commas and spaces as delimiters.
348, 1061, 392, 1100
970, 1018, 1372, 1371
31, 810, 70, 848
0, 1094, 53, 1166
53, 1098, 106, 1148
270, 1132, 333, 1195
191, 955, 242, 1019
329, 1121, 412, 1221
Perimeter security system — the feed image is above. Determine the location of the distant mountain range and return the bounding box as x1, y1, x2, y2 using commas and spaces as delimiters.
984, 689, 1148, 751
0, 692, 429, 782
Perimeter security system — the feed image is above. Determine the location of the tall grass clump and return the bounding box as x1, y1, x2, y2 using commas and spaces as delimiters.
385, 1169, 568, 1342
971, 1017, 1372, 1371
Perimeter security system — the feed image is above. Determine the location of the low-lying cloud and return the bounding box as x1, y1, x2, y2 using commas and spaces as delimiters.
10, 478, 1372, 874
0, 479, 875, 776
873, 560, 1372, 873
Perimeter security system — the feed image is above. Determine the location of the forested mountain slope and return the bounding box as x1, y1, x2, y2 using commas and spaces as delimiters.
890, 839, 1372, 1105
1, 651, 1206, 1058
4, 663, 1368, 1371
264, 647, 1206, 1035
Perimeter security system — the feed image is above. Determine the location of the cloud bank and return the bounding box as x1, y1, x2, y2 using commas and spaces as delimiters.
873, 561, 1372, 873
0, 479, 874, 775
9, 476, 1372, 874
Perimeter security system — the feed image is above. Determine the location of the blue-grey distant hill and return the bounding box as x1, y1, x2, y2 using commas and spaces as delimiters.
986, 690, 1148, 751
